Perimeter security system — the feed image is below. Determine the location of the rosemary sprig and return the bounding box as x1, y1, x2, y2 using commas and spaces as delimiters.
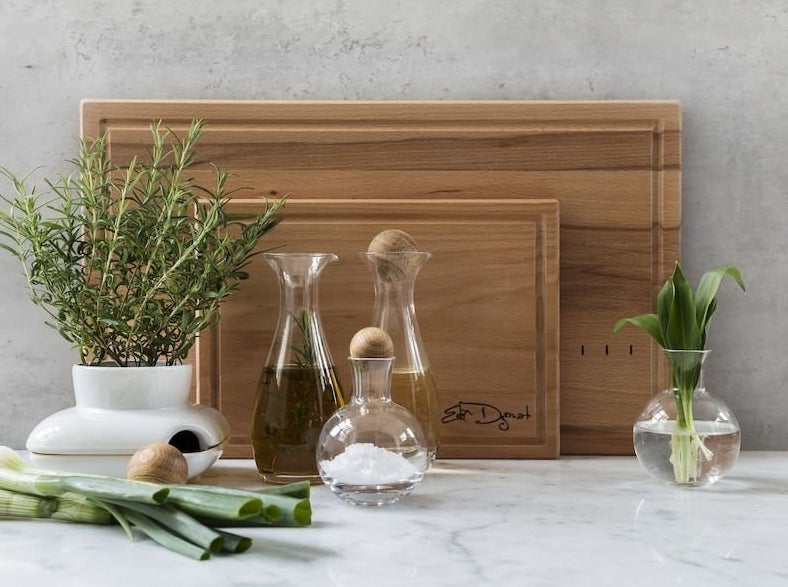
289, 310, 319, 368
0, 119, 285, 366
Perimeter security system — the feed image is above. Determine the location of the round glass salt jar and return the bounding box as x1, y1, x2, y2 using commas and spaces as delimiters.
316, 355, 428, 507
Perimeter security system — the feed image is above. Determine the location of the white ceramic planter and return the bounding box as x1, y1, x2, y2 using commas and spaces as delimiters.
26, 364, 230, 479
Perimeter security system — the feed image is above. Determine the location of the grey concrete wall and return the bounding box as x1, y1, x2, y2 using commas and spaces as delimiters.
0, 0, 785, 450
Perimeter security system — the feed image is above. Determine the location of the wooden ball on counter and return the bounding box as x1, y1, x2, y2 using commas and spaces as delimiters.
127, 442, 189, 485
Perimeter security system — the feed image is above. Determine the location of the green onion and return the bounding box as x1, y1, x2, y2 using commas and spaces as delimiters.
164, 485, 267, 521
256, 480, 311, 500
0, 488, 111, 525
195, 499, 310, 528
260, 494, 311, 527
0, 447, 313, 559
195, 513, 304, 528
93, 499, 134, 538
51, 494, 113, 524
216, 529, 253, 553
0, 487, 56, 518
171, 484, 310, 526
122, 508, 210, 561
106, 500, 224, 554
0, 447, 168, 504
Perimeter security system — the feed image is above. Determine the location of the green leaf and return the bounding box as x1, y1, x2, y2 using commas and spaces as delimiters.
665, 264, 700, 350
700, 297, 717, 347
694, 265, 746, 334
656, 276, 675, 345
617, 262, 745, 351
613, 314, 664, 347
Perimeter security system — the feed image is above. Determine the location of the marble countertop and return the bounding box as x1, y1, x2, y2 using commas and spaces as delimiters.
2, 452, 787, 586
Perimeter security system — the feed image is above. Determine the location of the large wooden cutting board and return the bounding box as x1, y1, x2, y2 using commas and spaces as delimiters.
82, 100, 681, 455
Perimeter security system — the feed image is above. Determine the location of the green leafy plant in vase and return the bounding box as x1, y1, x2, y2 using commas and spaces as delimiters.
0, 119, 285, 478
614, 263, 745, 486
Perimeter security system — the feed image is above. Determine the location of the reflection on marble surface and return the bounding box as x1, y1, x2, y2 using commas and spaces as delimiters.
1, 453, 788, 586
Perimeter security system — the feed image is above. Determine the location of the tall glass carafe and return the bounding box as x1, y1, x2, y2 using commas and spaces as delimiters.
363, 243, 440, 465
251, 252, 345, 484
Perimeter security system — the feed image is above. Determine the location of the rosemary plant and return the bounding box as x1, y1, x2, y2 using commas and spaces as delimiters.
614, 263, 745, 484
0, 120, 284, 366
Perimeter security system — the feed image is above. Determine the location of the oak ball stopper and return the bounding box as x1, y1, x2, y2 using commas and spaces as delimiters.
349, 327, 395, 359
367, 229, 419, 282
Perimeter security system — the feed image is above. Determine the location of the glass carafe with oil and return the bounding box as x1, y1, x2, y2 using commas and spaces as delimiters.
363, 230, 440, 465
251, 252, 345, 483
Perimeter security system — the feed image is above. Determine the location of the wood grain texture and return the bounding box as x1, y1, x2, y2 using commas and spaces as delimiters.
199, 199, 559, 458
81, 99, 681, 456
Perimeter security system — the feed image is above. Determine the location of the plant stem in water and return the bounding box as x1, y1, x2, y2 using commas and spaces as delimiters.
669, 386, 713, 484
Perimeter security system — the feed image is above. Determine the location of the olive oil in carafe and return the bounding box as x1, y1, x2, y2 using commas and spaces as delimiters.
251, 252, 345, 484
389, 368, 439, 464
252, 364, 344, 484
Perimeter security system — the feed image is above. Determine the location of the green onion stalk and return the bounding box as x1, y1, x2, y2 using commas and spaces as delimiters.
614, 263, 745, 485
0, 446, 312, 559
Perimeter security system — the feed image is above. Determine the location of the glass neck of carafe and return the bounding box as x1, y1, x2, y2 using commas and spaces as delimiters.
349, 357, 395, 403
264, 252, 337, 368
